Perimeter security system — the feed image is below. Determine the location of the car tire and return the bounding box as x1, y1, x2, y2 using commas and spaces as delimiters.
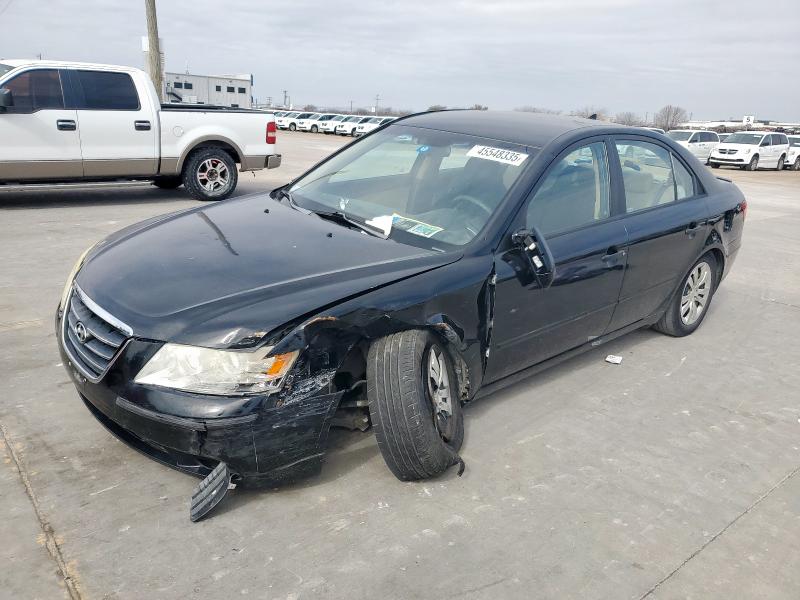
351, 128, 357, 137
289, 123, 296, 131
745, 155, 759, 171
776, 155, 785, 171
182, 147, 238, 202
311, 125, 318, 133
367, 330, 464, 481
653, 253, 718, 337
152, 176, 182, 189
710, 163, 720, 169
793, 157, 800, 171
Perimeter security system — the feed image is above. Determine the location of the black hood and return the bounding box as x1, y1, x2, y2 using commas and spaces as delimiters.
76, 194, 461, 347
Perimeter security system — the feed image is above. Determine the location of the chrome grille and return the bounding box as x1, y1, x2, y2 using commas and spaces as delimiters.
62, 286, 130, 381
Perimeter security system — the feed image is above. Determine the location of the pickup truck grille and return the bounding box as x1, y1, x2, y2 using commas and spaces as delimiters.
62, 286, 130, 382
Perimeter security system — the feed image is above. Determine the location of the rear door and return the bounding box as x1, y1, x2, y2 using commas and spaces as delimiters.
68, 69, 158, 177
0, 68, 82, 180
487, 138, 629, 382
606, 136, 710, 331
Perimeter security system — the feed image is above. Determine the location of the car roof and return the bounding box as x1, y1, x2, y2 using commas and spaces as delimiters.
0, 59, 142, 73
398, 110, 620, 149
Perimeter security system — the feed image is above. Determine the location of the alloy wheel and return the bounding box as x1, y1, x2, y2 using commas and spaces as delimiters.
196, 158, 230, 194
680, 262, 711, 326
427, 346, 454, 442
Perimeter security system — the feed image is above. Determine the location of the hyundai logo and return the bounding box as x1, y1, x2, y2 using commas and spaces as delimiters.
75, 321, 90, 344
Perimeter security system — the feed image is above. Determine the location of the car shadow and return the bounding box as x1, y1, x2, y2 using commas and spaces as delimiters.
0, 184, 190, 209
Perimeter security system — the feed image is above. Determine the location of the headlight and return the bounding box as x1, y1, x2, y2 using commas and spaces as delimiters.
59, 243, 97, 311
744, 149, 751, 154
134, 343, 299, 396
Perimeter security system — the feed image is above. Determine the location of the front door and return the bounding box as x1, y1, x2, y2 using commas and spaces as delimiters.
606, 137, 711, 330
66, 69, 158, 177
486, 138, 629, 383
0, 68, 82, 180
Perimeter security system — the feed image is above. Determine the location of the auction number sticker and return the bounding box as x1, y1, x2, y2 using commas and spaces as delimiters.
467, 145, 528, 166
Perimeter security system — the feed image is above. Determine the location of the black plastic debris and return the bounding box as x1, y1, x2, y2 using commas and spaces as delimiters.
190, 462, 234, 522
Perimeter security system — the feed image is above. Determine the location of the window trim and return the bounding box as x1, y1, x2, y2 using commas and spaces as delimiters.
66, 69, 142, 112
0, 67, 66, 114
610, 134, 706, 218
516, 134, 621, 240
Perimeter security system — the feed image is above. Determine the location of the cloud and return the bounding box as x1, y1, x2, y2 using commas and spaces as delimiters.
2, 0, 798, 119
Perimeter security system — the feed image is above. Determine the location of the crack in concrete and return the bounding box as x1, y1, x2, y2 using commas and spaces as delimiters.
637, 463, 800, 599
0, 421, 83, 600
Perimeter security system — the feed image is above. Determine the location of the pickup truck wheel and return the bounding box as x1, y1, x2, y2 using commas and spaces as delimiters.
152, 176, 182, 189
182, 148, 238, 201
367, 330, 464, 481
653, 253, 717, 337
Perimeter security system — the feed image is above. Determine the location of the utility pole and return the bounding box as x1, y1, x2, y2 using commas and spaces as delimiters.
374, 94, 380, 114
144, 0, 163, 101
349, 99, 354, 113
282, 90, 288, 107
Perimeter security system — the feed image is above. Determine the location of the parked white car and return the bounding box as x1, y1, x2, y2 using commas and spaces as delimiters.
354, 116, 396, 136
667, 130, 719, 163
276, 111, 300, 129
0, 59, 280, 201
298, 113, 340, 133
320, 114, 348, 134
294, 113, 322, 132
708, 131, 790, 171
784, 135, 800, 170
335, 116, 369, 136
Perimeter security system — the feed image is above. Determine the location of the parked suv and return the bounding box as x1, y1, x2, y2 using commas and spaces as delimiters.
784, 135, 800, 170
666, 130, 719, 163
709, 131, 790, 171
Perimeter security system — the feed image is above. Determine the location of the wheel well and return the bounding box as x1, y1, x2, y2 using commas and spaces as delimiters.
183, 142, 241, 171
707, 248, 725, 286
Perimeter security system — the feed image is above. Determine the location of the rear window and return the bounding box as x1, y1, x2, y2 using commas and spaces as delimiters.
0, 63, 13, 78
75, 70, 139, 110
667, 131, 692, 142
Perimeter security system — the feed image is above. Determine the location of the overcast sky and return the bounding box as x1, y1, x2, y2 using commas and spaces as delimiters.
2, 0, 799, 120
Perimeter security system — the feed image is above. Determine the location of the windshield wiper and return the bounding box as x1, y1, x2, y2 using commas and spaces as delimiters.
313, 210, 388, 239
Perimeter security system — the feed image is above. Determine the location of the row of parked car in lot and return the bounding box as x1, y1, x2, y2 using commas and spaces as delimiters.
666, 129, 799, 171
273, 111, 396, 136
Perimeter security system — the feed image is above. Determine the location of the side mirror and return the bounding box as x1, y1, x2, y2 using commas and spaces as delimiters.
0, 88, 13, 109
511, 227, 555, 289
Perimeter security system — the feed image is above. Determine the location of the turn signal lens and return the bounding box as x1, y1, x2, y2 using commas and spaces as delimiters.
267, 121, 277, 144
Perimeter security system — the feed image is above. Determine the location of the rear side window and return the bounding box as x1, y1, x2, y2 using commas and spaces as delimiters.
671, 156, 695, 200
527, 141, 611, 236
615, 140, 676, 212
75, 71, 139, 110
774, 134, 788, 145
0, 69, 64, 112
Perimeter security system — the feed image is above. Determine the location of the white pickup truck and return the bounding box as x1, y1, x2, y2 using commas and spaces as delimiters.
0, 60, 281, 201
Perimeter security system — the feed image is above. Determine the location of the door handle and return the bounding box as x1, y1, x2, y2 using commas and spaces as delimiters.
56, 119, 76, 131
134, 120, 151, 131
684, 222, 703, 236
602, 246, 626, 265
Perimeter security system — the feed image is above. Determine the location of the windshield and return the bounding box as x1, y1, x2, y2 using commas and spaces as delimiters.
0, 63, 13, 78
724, 133, 763, 145
667, 131, 693, 142
788, 136, 800, 147
332, 115, 345, 121
289, 125, 532, 249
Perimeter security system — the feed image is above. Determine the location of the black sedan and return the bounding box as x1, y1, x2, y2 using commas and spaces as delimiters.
56, 111, 746, 520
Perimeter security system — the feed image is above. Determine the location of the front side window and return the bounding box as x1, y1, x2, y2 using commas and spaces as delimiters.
527, 141, 610, 236
616, 140, 676, 212
290, 125, 532, 248
75, 71, 139, 110
0, 69, 64, 112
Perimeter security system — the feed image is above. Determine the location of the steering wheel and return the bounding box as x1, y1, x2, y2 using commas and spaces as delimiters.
452, 194, 493, 217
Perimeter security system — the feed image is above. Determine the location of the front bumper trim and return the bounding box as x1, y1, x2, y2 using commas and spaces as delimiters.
115, 396, 257, 431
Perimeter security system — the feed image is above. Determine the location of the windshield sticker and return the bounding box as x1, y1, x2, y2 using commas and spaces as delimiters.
466, 145, 528, 166
391, 214, 443, 238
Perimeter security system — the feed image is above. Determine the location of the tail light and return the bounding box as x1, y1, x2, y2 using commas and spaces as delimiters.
740, 198, 747, 219
266, 121, 277, 144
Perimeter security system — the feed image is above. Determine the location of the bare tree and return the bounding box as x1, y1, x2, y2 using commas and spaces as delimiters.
303, 104, 318, 111
653, 105, 689, 131
470, 104, 489, 111
515, 105, 561, 114
614, 111, 644, 126
572, 106, 609, 120
427, 104, 447, 112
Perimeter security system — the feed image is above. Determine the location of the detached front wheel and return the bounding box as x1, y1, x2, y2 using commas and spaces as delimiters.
182, 148, 238, 201
367, 330, 464, 481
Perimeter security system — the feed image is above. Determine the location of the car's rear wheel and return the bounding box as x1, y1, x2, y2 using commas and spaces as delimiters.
182, 147, 238, 201
776, 155, 785, 171
746, 155, 759, 171
793, 157, 800, 171
367, 330, 464, 481
654, 253, 717, 337
710, 163, 720, 169
152, 176, 182, 189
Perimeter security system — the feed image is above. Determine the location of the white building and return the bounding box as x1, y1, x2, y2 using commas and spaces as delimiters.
164, 72, 253, 108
